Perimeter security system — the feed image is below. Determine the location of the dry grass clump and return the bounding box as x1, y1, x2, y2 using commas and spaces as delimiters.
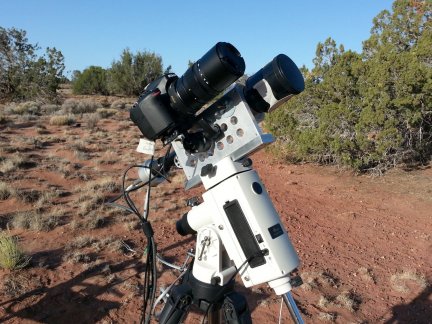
301, 271, 339, 291
317, 312, 336, 322
67, 235, 97, 250
49, 114, 76, 126
9, 101, 41, 115
117, 120, 132, 131
0, 154, 31, 173
335, 291, 361, 312
0, 114, 10, 124
92, 236, 124, 253
69, 139, 91, 160
76, 193, 105, 214
34, 190, 61, 208
16, 188, 41, 203
9, 210, 60, 232
390, 270, 428, 293
71, 213, 106, 230
63, 251, 91, 264
96, 151, 119, 165
62, 98, 101, 114
110, 99, 132, 110
69, 139, 90, 152
96, 108, 118, 118
357, 267, 375, 284
0, 232, 31, 270
318, 295, 334, 308
36, 124, 50, 134
41, 103, 60, 114
2, 272, 42, 298
0, 181, 15, 200
86, 112, 101, 129
124, 219, 141, 231
78, 177, 121, 194
27, 137, 46, 149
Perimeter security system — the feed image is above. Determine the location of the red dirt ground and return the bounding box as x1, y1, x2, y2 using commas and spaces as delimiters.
0, 107, 431, 324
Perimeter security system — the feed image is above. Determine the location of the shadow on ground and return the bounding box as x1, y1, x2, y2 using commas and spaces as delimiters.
384, 285, 432, 324
0, 258, 142, 324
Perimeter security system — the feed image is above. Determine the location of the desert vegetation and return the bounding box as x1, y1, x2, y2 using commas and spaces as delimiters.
266, 1, 432, 174
0, 1, 431, 323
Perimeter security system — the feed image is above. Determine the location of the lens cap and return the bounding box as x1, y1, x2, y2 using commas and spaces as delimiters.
215, 42, 246, 77
265, 54, 305, 99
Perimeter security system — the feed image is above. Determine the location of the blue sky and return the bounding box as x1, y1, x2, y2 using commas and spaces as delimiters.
0, 0, 394, 78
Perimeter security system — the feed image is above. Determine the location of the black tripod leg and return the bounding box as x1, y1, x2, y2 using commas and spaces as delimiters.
158, 284, 193, 324
222, 292, 252, 324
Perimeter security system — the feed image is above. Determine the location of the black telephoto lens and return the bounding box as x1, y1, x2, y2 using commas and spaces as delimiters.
168, 42, 245, 115
245, 54, 305, 113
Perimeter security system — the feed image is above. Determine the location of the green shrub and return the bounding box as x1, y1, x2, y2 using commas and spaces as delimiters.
0, 232, 31, 270
266, 2, 432, 173
0, 27, 65, 101
72, 66, 109, 95
108, 49, 163, 96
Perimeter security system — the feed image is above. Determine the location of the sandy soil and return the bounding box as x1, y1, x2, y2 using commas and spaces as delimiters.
0, 104, 431, 324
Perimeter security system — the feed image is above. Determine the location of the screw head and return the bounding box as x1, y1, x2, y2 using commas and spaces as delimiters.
218, 225, 224, 230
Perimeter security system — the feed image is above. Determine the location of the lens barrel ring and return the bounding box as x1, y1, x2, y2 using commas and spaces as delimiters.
169, 42, 245, 115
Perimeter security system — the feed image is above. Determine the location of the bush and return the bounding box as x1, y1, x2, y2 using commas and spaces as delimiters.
0, 232, 31, 270
110, 99, 131, 109
72, 66, 109, 95
108, 49, 163, 96
41, 104, 61, 114
0, 27, 65, 101
266, 2, 432, 173
86, 113, 101, 129
96, 108, 118, 118
61, 99, 79, 113
49, 114, 75, 126
62, 99, 101, 114
11, 101, 41, 115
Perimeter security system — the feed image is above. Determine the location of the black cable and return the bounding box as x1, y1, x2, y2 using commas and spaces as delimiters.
121, 164, 143, 218
118, 163, 169, 218
161, 144, 173, 178
108, 148, 175, 324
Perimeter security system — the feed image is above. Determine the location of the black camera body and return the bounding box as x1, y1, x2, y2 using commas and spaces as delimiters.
130, 42, 246, 144
130, 73, 179, 141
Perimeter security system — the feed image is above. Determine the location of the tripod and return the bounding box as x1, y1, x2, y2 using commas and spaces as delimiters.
158, 268, 252, 323
156, 157, 304, 323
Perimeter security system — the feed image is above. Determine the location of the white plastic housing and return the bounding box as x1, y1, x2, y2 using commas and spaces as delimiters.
186, 158, 299, 292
